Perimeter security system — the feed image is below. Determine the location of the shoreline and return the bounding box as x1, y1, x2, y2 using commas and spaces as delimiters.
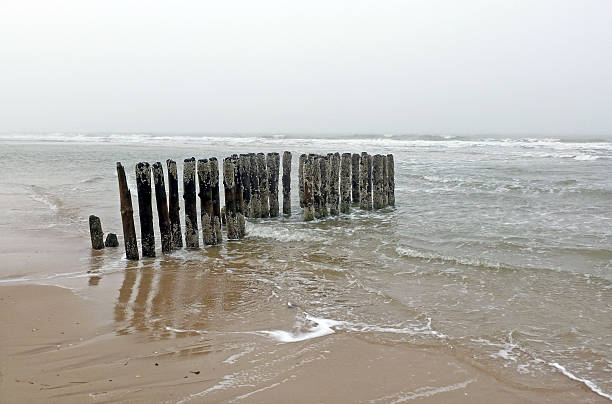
1, 282, 608, 403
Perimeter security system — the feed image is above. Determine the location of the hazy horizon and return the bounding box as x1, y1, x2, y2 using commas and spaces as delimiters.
1, 1, 611, 137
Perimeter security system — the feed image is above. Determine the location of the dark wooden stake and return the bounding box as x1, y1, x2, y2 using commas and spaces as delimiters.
209, 157, 222, 242
299, 153, 306, 208
152, 162, 172, 253
166, 159, 182, 249
282, 151, 292, 215
89, 215, 104, 250
359, 152, 371, 210
239, 154, 251, 217
267, 152, 280, 217
313, 155, 323, 219
183, 157, 199, 248
372, 154, 385, 209
319, 155, 329, 217
329, 152, 340, 215
340, 153, 351, 214
136, 162, 155, 257
197, 159, 215, 245
105, 233, 119, 247
381, 155, 389, 207
257, 153, 269, 217
303, 155, 314, 221
351, 153, 360, 204
249, 153, 260, 218
223, 157, 239, 239
387, 154, 395, 206
116, 162, 139, 260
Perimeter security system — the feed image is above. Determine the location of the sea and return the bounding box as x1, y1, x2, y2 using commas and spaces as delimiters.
0, 133, 610, 400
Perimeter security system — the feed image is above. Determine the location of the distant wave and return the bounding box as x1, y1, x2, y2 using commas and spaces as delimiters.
1, 132, 610, 152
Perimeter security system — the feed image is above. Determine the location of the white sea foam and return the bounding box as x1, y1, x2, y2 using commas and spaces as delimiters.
369, 379, 475, 403
246, 223, 325, 243
257, 315, 341, 343
549, 362, 612, 400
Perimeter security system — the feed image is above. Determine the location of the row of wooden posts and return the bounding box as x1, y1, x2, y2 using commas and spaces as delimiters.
90, 151, 394, 260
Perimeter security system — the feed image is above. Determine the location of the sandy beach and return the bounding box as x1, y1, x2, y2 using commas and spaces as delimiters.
1, 230, 607, 403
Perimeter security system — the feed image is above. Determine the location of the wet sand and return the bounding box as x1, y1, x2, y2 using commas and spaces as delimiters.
1, 283, 606, 403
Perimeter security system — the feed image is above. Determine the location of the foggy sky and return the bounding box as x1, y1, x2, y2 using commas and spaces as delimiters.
1, 0, 611, 136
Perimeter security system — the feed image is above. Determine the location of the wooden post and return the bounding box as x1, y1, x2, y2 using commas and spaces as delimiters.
329, 152, 340, 215
209, 157, 222, 242
197, 159, 215, 245
105, 233, 119, 247
116, 162, 139, 260
249, 153, 260, 218
267, 152, 280, 217
359, 152, 372, 210
223, 157, 239, 239
152, 162, 172, 253
351, 153, 360, 204
303, 155, 314, 221
166, 159, 182, 249
387, 154, 395, 206
282, 151, 291, 215
257, 153, 269, 217
340, 153, 351, 214
367, 153, 373, 210
239, 154, 251, 217
136, 162, 155, 257
318, 155, 329, 217
298, 153, 306, 208
89, 215, 104, 250
381, 155, 389, 207
372, 154, 385, 209
183, 157, 199, 248
312, 154, 323, 219
234, 155, 246, 237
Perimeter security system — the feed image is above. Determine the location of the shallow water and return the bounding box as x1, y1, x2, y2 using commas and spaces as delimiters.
1, 133, 611, 399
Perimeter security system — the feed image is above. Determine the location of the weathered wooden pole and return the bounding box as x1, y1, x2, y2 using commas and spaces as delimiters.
303, 155, 315, 221
166, 159, 182, 249
381, 155, 389, 207
197, 159, 215, 245
89, 215, 104, 250
249, 153, 260, 218
387, 154, 395, 206
359, 152, 372, 210
312, 154, 323, 219
367, 154, 373, 210
116, 162, 139, 260
372, 154, 385, 209
183, 157, 199, 248
319, 155, 329, 217
329, 152, 340, 215
239, 154, 251, 217
298, 153, 306, 208
257, 153, 269, 217
209, 157, 222, 242
282, 151, 292, 215
136, 162, 155, 257
234, 155, 246, 237
340, 153, 351, 214
351, 153, 360, 204
152, 162, 172, 253
267, 152, 280, 217
223, 157, 240, 239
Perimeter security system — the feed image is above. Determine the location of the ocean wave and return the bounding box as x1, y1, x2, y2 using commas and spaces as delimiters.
2, 133, 610, 154
395, 246, 510, 271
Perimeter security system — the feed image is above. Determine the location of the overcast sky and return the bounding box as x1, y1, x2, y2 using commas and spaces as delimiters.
1, 1, 611, 136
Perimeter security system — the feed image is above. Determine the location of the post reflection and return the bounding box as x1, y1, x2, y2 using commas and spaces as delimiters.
112, 254, 248, 339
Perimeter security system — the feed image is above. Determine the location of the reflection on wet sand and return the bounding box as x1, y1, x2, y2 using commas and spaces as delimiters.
113, 249, 251, 339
